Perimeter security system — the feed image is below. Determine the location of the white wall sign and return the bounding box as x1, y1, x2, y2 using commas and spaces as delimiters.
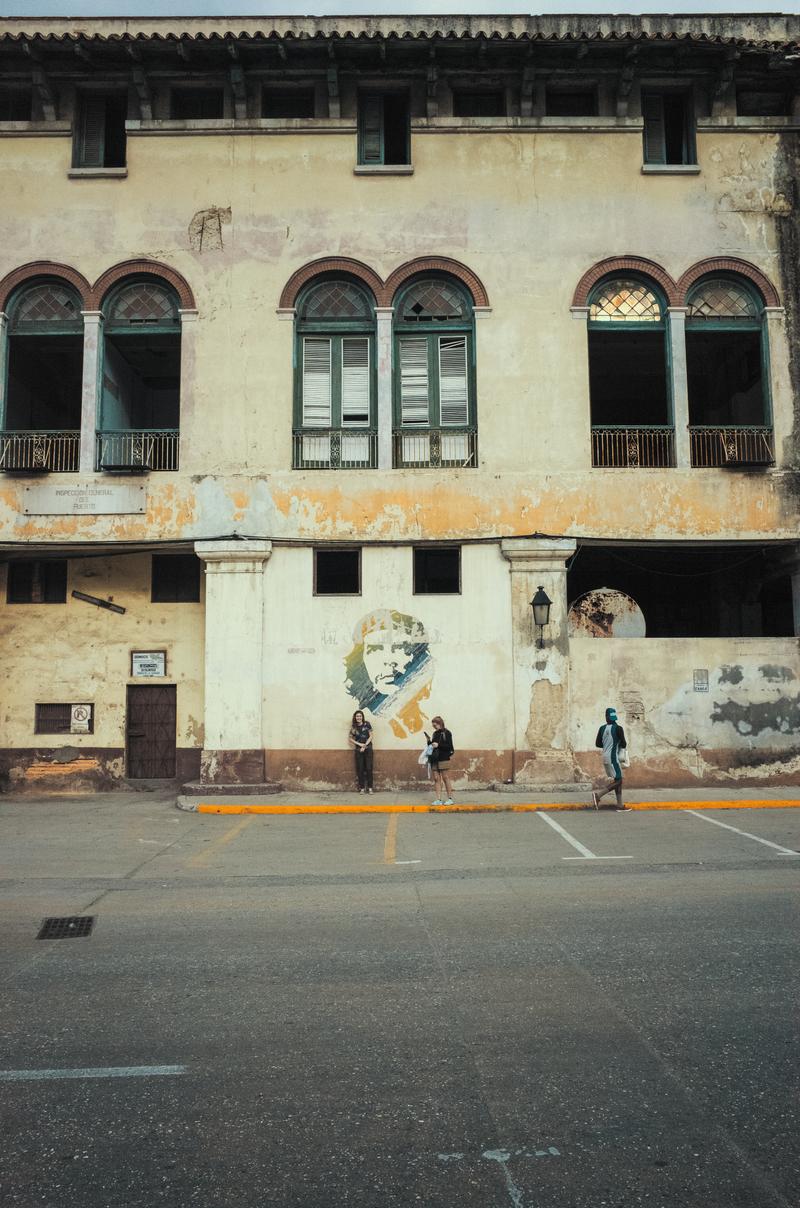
70, 704, 92, 733
23, 483, 146, 515
131, 651, 167, 678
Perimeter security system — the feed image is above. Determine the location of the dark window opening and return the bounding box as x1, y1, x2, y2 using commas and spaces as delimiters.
567, 544, 794, 638
7, 559, 67, 604
452, 90, 505, 117
5, 335, 83, 430
642, 90, 694, 165
687, 330, 765, 426
736, 90, 790, 117
263, 88, 316, 118
414, 547, 461, 594
545, 88, 598, 117
151, 554, 201, 603
588, 331, 669, 426
358, 92, 410, 165
314, 549, 360, 595
74, 92, 127, 168
0, 86, 33, 121
102, 333, 180, 431
35, 703, 94, 735
170, 88, 225, 119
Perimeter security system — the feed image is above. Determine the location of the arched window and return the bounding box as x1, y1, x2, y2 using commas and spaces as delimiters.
393, 276, 476, 468
99, 279, 181, 471
1, 281, 84, 471
587, 276, 672, 467
685, 277, 771, 467
294, 278, 376, 469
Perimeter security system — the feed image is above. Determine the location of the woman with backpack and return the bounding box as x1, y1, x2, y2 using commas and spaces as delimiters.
429, 715, 455, 805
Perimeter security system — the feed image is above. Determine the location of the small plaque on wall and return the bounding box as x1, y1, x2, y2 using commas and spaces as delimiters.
131, 650, 167, 678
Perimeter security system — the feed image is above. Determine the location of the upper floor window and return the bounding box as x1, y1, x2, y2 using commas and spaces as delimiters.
152, 553, 201, 603
73, 91, 127, 168
170, 87, 224, 119
357, 92, 410, 166
263, 87, 316, 118
642, 90, 696, 166
293, 279, 376, 469
545, 87, 598, 117
736, 89, 791, 117
588, 277, 672, 467
7, 559, 67, 604
452, 90, 505, 117
0, 86, 33, 121
98, 280, 181, 472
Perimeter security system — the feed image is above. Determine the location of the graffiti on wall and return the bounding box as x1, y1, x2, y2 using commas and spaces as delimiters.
344, 609, 434, 738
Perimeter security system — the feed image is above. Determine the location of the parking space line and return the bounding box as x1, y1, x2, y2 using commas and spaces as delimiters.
538, 812, 633, 861
0, 1065, 186, 1082
383, 812, 398, 863
188, 816, 254, 868
687, 810, 799, 855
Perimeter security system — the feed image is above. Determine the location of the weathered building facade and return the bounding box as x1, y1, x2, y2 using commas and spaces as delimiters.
1, 12, 799, 792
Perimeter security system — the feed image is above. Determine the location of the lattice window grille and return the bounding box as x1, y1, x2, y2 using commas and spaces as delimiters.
400, 281, 468, 322
302, 282, 371, 321
108, 283, 178, 326
13, 284, 81, 326
687, 281, 759, 320
590, 280, 662, 322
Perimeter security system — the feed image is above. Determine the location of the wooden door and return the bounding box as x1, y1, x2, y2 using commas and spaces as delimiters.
126, 684, 177, 778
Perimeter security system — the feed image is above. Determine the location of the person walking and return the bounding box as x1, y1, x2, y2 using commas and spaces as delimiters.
349, 710, 374, 793
429, 715, 455, 805
591, 706, 631, 811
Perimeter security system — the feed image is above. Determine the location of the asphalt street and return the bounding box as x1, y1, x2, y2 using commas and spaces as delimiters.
1, 794, 798, 1208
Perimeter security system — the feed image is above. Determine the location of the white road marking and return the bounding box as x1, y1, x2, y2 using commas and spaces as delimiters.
0, 1064, 186, 1082
482, 1150, 525, 1208
395, 859, 422, 865
687, 810, 799, 855
538, 811, 632, 861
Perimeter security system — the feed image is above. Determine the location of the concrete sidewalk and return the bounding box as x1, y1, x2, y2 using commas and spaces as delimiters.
177, 785, 800, 815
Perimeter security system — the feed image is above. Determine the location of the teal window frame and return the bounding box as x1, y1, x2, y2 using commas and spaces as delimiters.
2, 280, 84, 432
641, 88, 697, 166
293, 281, 377, 433
392, 278, 476, 429
357, 91, 411, 166
98, 278, 182, 436
685, 276, 772, 429
587, 274, 674, 428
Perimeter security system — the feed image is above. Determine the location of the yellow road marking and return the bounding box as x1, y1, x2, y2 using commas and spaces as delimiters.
194, 800, 800, 816
383, 812, 398, 863
188, 816, 254, 866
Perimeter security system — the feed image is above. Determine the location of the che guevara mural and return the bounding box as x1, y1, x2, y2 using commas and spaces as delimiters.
344, 609, 434, 739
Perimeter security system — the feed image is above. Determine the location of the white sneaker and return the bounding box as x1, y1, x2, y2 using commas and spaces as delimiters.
432, 799, 443, 805
443, 798, 454, 805
367, 788, 373, 794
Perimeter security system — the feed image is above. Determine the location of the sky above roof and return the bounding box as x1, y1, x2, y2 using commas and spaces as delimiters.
1, 1, 798, 18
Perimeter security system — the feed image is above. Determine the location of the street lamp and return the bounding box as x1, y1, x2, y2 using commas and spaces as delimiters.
531, 585, 552, 648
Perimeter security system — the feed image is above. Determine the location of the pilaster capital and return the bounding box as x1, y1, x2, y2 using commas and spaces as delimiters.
569, 305, 589, 321
762, 305, 786, 321
374, 307, 394, 318
275, 307, 296, 321
178, 308, 199, 323
195, 539, 273, 572
80, 310, 104, 322
666, 306, 689, 317
500, 536, 576, 571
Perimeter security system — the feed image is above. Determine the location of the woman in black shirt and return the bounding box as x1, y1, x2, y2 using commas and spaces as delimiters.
429, 714, 454, 805
348, 710, 374, 793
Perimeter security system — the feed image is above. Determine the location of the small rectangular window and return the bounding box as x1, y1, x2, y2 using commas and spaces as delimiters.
74, 92, 127, 168
151, 554, 201, 603
642, 90, 695, 165
7, 560, 67, 604
736, 90, 790, 118
314, 549, 360, 595
171, 88, 225, 120
35, 703, 94, 735
452, 91, 505, 117
414, 547, 460, 595
358, 92, 410, 165
545, 88, 598, 117
0, 86, 33, 121
262, 88, 316, 118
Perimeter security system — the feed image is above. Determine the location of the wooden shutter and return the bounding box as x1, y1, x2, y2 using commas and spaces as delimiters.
359, 94, 383, 164
399, 338, 430, 425
302, 338, 332, 426
77, 95, 106, 167
341, 338, 370, 426
438, 337, 469, 425
642, 93, 666, 164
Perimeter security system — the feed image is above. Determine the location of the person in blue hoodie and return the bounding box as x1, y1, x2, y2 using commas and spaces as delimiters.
591, 707, 631, 811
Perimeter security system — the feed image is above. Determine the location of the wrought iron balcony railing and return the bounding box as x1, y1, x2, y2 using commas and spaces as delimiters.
689, 426, 774, 468
0, 430, 80, 473
292, 429, 377, 469
592, 426, 675, 468
97, 429, 179, 472
393, 427, 477, 469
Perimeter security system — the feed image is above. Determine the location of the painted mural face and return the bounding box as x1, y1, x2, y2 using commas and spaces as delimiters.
345, 609, 434, 739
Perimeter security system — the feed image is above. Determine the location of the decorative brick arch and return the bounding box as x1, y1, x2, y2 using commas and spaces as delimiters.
279, 257, 383, 310
0, 261, 92, 312
90, 259, 196, 310
677, 257, 780, 308
384, 257, 490, 308
572, 257, 680, 308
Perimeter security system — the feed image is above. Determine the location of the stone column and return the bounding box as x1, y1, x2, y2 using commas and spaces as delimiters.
763, 306, 788, 468
667, 307, 690, 469
0, 313, 7, 424
79, 311, 103, 475
500, 536, 577, 785
375, 307, 394, 471
194, 539, 273, 785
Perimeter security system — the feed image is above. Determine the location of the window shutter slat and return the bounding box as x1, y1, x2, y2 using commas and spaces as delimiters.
78, 95, 106, 167
359, 94, 383, 164
302, 338, 332, 426
439, 337, 469, 425
642, 93, 666, 164
341, 338, 370, 426
399, 338, 430, 425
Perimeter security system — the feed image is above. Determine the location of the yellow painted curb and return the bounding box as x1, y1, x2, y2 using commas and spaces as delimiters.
194, 799, 800, 815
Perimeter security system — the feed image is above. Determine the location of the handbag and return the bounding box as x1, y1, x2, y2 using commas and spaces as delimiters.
620, 747, 630, 769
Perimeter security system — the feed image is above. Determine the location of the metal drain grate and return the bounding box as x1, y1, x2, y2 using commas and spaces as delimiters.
37, 916, 95, 940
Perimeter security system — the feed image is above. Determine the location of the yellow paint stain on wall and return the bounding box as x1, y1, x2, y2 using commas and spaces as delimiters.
24, 759, 100, 779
